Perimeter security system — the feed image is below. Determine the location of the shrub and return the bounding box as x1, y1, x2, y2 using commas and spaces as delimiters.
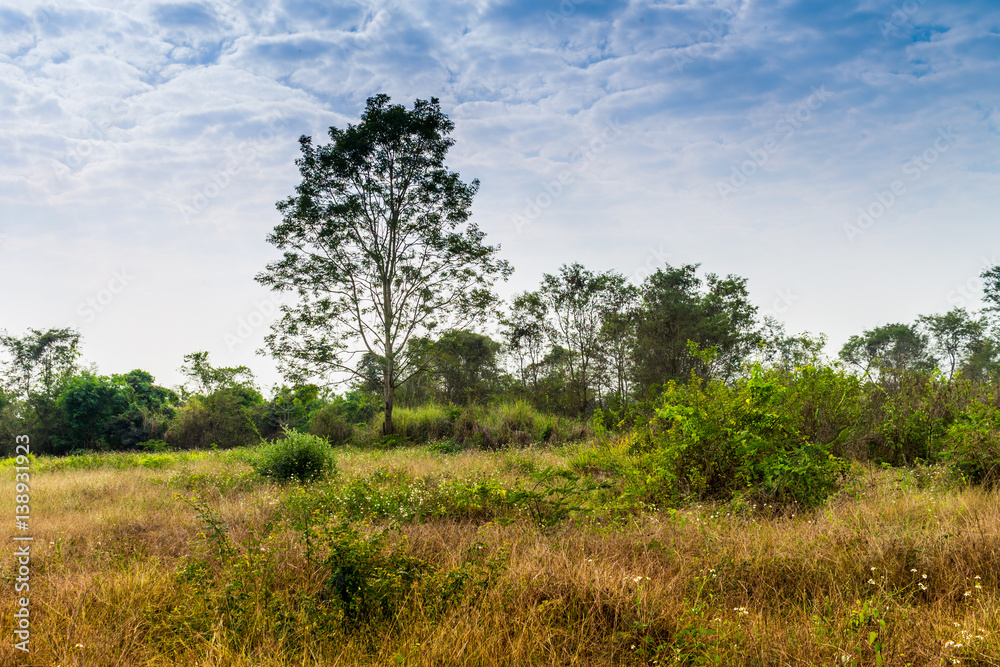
858, 371, 962, 465
943, 396, 1000, 487
256, 428, 337, 483
309, 404, 354, 445
164, 390, 260, 450
628, 365, 846, 508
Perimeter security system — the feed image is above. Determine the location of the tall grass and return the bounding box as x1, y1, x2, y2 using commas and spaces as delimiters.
358, 400, 592, 449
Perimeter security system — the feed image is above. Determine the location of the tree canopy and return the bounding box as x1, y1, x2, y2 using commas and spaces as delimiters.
257, 95, 511, 434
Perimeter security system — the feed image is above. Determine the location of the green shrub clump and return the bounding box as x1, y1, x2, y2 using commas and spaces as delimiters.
309, 404, 355, 445
256, 429, 337, 483
628, 365, 847, 509
943, 396, 1000, 487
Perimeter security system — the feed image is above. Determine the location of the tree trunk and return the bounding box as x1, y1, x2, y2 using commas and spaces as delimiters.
382, 388, 395, 436
382, 346, 395, 436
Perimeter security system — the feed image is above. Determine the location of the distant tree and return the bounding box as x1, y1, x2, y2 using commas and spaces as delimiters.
632, 264, 759, 390
839, 322, 935, 380
535, 263, 630, 414
263, 384, 321, 437
58, 373, 132, 449
595, 280, 640, 409
432, 330, 502, 405
180, 351, 256, 395
0, 328, 82, 452
0, 327, 80, 398
980, 264, 1000, 313
500, 291, 551, 391
757, 318, 827, 370
121, 369, 179, 411
257, 94, 511, 435
917, 308, 989, 380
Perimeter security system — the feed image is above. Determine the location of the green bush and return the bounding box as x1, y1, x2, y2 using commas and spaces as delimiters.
309, 404, 354, 445
256, 428, 337, 483
627, 365, 846, 508
164, 390, 260, 450
858, 371, 962, 465
943, 396, 1000, 487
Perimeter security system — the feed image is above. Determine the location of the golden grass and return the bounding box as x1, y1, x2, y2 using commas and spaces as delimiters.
2, 447, 999, 666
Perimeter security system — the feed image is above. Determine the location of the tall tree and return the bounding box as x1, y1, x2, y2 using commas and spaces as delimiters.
180, 351, 256, 395
595, 279, 640, 408
500, 291, 551, 391
0, 327, 80, 398
632, 264, 759, 390
839, 322, 935, 380
917, 308, 989, 380
538, 263, 626, 415
257, 95, 511, 435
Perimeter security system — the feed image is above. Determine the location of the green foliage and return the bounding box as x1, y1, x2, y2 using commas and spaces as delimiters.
943, 395, 1000, 487
309, 404, 354, 445
56, 369, 178, 451
57, 372, 132, 448
400, 330, 504, 406
165, 389, 261, 450
257, 94, 512, 438
765, 363, 865, 457
260, 384, 322, 439
632, 264, 760, 391
839, 323, 936, 379
256, 428, 337, 483
180, 351, 257, 395
349, 400, 586, 450
0, 327, 80, 398
310, 521, 431, 632
860, 372, 959, 465
629, 365, 846, 508
506, 466, 606, 528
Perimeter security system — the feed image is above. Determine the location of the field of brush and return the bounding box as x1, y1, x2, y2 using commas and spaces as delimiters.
1, 441, 998, 666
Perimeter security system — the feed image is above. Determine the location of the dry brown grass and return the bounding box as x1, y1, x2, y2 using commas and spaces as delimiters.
2, 449, 999, 666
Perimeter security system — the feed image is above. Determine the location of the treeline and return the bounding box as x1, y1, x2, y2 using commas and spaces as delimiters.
5, 261, 1000, 462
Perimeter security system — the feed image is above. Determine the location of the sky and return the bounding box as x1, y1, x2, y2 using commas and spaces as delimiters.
1, 0, 999, 393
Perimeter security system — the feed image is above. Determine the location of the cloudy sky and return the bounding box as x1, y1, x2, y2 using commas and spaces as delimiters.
1, 0, 999, 391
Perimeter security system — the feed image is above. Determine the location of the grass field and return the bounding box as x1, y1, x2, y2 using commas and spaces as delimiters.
1, 442, 998, 666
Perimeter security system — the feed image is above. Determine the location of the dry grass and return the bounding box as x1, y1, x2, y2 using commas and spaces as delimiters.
2, 447, 999, 666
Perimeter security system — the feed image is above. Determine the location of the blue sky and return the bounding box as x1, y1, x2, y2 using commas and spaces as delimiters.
1, 0, 999, 391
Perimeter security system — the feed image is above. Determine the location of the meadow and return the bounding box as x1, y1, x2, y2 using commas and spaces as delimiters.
2, 437, 998, 667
